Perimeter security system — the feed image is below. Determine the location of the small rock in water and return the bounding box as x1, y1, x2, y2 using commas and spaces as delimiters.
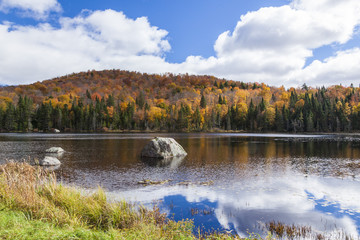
141, 137, 187, 159
39, 156, 61, 166
46, 147, 65, 153
50, 128, 61, 133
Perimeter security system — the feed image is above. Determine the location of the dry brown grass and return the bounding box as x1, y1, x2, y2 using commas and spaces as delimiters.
0, 162, 167, 230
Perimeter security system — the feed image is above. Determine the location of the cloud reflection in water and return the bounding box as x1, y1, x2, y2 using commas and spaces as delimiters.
108, 173, 360, 238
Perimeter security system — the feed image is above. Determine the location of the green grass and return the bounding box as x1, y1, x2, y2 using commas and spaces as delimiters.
0, 207, 202, 239
0, 162, 254, 240
0, 209, 121, 239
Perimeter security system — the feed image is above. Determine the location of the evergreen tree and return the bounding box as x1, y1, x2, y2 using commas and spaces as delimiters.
52, 106, 62, 130
107, 94, 115, 107
226, 111, 231, 130
275, 107, 284, 132
259, 98, 266, 112
177, 104, 191, 130
4, 102, 16, 131
200, 94, 207, 109
192, 107, 202, 130
86, 89, 91, 99
135, 92, 145, 109
37, 103, 51, 132
247, 100, 256, 130
306, 112, 314, 132
218, 95, 223, 105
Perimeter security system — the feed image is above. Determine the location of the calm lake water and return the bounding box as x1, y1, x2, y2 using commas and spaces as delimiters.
1, 133, 360, 238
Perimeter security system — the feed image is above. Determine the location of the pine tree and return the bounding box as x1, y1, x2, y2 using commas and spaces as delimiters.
200, 94, 206, 109
218, 95, 223, 105
135, 92, 145, 109
192, 107, 202, 130
86, 89, 91, 99
247, 99, 256, 130
4, 102, 16, 131
306, 112, 314, 132
38, 103, 51, 132
15, 96, 32, 131
259, 98, 266, 112
52, 106, 62, 130
107, 94, 115, 107
275, 107, 284, 132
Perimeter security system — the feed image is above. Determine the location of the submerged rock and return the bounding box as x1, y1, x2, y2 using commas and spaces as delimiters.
39, 156, 61, 166
141, 137, 187, 159
46, 147, 65, 153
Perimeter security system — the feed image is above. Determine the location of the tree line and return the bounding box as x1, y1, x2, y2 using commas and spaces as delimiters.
0, 70, 359, 132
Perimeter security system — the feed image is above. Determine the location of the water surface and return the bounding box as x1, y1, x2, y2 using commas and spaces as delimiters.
1, 133, 359, 238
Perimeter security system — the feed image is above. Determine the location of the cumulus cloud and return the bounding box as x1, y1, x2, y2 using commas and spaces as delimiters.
0, 10, 171, 85
176, 0, 360, 86
295, 48, 360, 86
1, 0, 360, 86
0, 0, 61, 19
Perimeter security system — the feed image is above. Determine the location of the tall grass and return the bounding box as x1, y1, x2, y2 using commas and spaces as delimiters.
0, 162, 249, 240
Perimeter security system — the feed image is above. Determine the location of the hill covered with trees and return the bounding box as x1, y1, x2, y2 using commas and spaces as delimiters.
0, 69, 359, 132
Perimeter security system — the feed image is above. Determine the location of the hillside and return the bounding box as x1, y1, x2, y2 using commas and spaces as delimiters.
0, 69, 359, 132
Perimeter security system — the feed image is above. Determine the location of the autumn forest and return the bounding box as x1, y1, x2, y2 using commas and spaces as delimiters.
0, 70, 359, 133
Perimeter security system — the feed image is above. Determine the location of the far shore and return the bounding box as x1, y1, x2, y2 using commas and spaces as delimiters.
1, 129, 360, 136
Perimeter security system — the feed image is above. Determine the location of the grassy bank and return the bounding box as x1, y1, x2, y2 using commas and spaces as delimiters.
0, 162, 248, 240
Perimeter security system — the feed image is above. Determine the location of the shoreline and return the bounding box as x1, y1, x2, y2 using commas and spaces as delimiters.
1, 130, 360, 138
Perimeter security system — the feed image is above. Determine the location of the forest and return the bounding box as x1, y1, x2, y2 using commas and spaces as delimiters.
0, 69, 359, 133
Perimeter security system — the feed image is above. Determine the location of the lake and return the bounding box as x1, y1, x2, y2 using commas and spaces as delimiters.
0, 133, 360, 238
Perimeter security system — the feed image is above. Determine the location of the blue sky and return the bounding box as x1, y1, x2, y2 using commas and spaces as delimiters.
58, 0, 289, 63
0, 0, 289, 63
0, 0, 360, 87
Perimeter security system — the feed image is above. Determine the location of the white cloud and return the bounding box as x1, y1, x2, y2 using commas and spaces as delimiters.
1, 0, 360, 86
0, 10, 171, 85
175, 0, 360, 86
295, 48, 360, 86
0, 0, 61, 19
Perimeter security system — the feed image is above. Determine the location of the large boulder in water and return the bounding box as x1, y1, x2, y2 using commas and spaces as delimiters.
39, 156, 61, 166
141, 137, 187, 159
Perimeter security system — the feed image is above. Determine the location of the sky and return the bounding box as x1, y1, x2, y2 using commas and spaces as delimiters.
0, 0, 360, 87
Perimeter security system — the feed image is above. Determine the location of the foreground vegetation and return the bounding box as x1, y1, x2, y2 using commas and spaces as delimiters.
0, 70, 360, 132
0, 162, 247, 240
0, 162, 356, 239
